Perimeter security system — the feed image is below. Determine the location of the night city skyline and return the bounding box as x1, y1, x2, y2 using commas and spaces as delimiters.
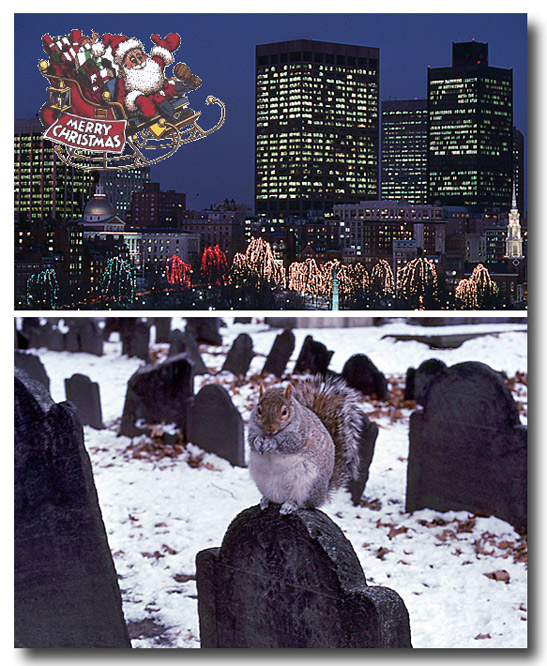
14, 12, 527, 212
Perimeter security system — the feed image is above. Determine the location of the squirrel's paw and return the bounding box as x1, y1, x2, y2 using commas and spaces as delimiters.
259, 496, 270, 511
280, 500, 299, 515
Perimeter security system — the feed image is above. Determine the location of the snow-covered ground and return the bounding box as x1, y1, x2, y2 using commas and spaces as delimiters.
27, 317, 527, 649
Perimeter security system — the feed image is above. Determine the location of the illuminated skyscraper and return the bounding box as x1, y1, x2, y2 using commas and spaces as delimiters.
381, 99, 428, 203
255, 39, 379, 217
427, 41, 513, 212
14, 118, 99, 223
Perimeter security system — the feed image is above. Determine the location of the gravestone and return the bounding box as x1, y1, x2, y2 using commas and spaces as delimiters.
404, 359, 448, 402
122, 319, 150, 361
185, 318, 222, 346
169, 329, 208, 375
21, 318, 42, 348
342, 354, 388, 400
14, 369, 131, 648
196, 504, 412, 648
222, 333, 254, 376
293, 335, 334, 376
151, 317, 172, 343
186, 384, 245, 467
79, 319, 104, 356
406, 361, 527, 531
348, 413, 379, 505
261, 329, 295, 377
65, 373, 104, 429
14, 351, 50, 391
120, 353, 194, 438
43, 322, 65, 352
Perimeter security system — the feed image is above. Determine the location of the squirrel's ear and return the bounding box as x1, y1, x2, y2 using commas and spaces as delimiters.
259, 382, 264, 397
284, 383, 292, 399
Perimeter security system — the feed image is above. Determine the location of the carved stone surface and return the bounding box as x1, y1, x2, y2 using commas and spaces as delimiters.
404, 359, 448, 402
406, 361, 527, 531
186, 384, 245, 467
14, 369, 131, 648
120, 353, 194, 437
293, 335, 334, 376
341, 353, 388, 400
169, 329, 208, 375
222, 333, 254, 376
185, 317, 222, 346
65, 373, 104, 430
261, 329, 295, 378
196, 505, 412, 648
14, 351, 50, 391
121, 319, 150, 361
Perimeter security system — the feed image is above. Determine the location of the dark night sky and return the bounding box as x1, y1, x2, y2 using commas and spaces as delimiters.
14, 12, 527, 211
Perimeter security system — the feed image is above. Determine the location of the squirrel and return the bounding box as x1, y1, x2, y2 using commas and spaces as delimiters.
247, 375, 363, 514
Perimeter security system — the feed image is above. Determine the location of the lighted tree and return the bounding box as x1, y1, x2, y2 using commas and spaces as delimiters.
288, 258, 323, 297
456, 264, 499, 309
348, 262, 370, 293
371, 259, 395, 296
26, 269, 59, 309
231, 237, 285, 287
166, 254, 192, 289
455, 278, 478, 309
396, 257, 438, 303
100, 257, 135, 307
200, 245, 229, 285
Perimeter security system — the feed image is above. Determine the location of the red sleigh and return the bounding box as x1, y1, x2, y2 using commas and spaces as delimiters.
38, 58, 225, 171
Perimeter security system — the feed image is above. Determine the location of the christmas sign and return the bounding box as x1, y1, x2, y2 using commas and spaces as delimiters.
43, 113, 126, 153
38, 28, 226, 170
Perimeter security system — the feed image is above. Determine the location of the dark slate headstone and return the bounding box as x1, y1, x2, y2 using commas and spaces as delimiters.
21, 318, 42, 348
342, 354, 388, 400
120, 353, 194, 438
169, 329, 208, 375
14, 369, 131, 648
122, 319, 150, 361
43, 322, 66, 352
222, 333, 254, 376
348, 413, 379, 505
261, 329, 295, 378
79, 319, 104, 356
152, 317, 172, 343
293, 335, 334, 376
102, 317, 130, 341
186, 384, 245, 467
406, 361, 527, 531
14, 351, 50, 391
196, 505, 412, 648
65, 373, 104, 430
404, 359, 448, 402
185, 318, 222, 346
64, 319, 82, 353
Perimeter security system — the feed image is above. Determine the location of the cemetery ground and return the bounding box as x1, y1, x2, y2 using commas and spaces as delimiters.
25, 318, 527, 649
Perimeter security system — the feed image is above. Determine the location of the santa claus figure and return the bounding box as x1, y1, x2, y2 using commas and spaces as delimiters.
92, 32, 200, 120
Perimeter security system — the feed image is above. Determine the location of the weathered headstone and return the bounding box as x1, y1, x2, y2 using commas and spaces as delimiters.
185, 317, 222, 346
79, 319, 104, 356
14, 351, 50, 391
196, 504, 412, 648
43, 322, 66, 352
406, 361, 527, 531
261, 329, 295, 377
151, 317, 172, 343
21, 317, 42, 348
65, 373, 104, 430
14, 369, 131, 648
342, 354, 388, 400
121, 319, 150, 361
169, 329, 208, 375
404, 359, 448, 402
222, 333, 254, 376
120, 353, 194, 438
293, 335, 334, 376
186, 384, 245, 467
64, 318, 83, 353
348, 413, 379, 505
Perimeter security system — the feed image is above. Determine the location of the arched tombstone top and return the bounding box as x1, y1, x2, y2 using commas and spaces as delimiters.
421, 361, 520, 430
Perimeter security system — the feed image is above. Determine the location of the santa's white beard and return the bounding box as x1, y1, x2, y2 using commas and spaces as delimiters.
122, 57, 164, 94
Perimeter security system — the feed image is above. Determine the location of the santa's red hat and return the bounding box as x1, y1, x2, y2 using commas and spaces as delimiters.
92, 33, 144, 66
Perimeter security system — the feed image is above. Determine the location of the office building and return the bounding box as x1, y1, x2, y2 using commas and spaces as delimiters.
99, 167, 151, 224
427, 41, 513, 212
381, 99, 428, 204
255, 39, 380, 217
131, 182, 187, 228
14, 118, 99, 223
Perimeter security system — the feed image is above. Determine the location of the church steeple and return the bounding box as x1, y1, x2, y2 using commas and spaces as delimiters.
505, 181, 523, 259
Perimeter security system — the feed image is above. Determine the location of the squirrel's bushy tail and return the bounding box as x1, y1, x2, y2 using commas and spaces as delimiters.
293, 374, 363, 489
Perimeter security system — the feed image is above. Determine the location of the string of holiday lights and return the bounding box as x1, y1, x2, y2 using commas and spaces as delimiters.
455, 263, 498, 309
230, 237, 286, 287
100, 257, 136, 306
166, 254, 192, 289
26, 269, 59, 309
396, 257, 438, 300
200, 245, 229, 285
370, 259, 395, 296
